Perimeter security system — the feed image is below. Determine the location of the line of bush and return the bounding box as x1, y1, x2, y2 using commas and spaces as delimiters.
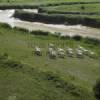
43, 1, 100, 6
0, 4, 38, 9
38, 1, 100, 8
38, 7, 100, 15
0, 23, 100, 46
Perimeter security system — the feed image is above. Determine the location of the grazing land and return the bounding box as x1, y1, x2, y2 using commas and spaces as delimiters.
0, 0, 100, 100
0, 0, 99, 4
37, 2, 100, 27
42, 3, 100, 13
0, 23, 100, 99
0, 53, 95, 100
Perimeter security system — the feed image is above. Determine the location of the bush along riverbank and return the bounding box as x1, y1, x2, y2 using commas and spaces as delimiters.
0, 4, 38, 10
13, 10, 100, 28
1, 23, 100, 46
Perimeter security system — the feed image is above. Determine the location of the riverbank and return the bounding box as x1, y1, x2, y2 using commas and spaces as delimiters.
0, 1, 100, 28
0, 9, 100, 39
1, 22, 100, 48
14, 10, 100, 28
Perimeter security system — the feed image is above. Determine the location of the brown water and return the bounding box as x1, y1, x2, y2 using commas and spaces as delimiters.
0, 9, 100, 39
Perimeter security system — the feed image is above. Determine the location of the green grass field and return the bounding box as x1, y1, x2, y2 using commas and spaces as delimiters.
0, 0, 100, 99
0, 23, 100, 100
38, 2, 100, 22
0, 53, 95, 100
32, 1, 100, 28
0, 0, 99, 4
43, 3, 100, 13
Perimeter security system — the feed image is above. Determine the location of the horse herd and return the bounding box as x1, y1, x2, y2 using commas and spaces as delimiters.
33, 43, 96, 59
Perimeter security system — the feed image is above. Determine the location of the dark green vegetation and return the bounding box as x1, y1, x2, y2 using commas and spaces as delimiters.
0, 23, 100, 99
94, 79, 100, 100
14, 9, 100, 28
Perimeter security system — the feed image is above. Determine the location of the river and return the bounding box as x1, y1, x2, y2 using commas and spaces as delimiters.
0, 9, 100, 39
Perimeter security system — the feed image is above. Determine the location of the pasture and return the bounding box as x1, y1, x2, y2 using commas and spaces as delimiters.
0, 0, 99, 4
0, 53, 95, 100
38, 2, 100, 24
42, 3, 100, 13
0, 0, 100, 100
0, 23, 100, 88
0, 24, 99, 100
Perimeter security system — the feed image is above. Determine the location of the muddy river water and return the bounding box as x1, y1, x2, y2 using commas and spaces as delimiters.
0, 9, 100, 39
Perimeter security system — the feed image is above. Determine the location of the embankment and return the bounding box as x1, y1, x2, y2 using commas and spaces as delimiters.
13, 10, 100, 28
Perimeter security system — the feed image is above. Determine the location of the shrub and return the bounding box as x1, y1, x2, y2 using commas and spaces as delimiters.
81, 6, 85, 10
43, 71, 60, 81
84, 37, 100, 46
0, 4, 38, 10
93, 79, 100, 100
13, 27, 29, 33
31, 30, 49, 36
72, 35, 82, 41
0, 23, 11, 29
0, 53, 8, 61
5, 59, 23, 68
60, 35, 71, 40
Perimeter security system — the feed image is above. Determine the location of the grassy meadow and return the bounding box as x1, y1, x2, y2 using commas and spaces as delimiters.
0, 0, 99, 4
42, 3, 100, 13
0, 0, 100, 99
38, 2, 100, 24
0, 23, 100, 100
0, 53, 95, 100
